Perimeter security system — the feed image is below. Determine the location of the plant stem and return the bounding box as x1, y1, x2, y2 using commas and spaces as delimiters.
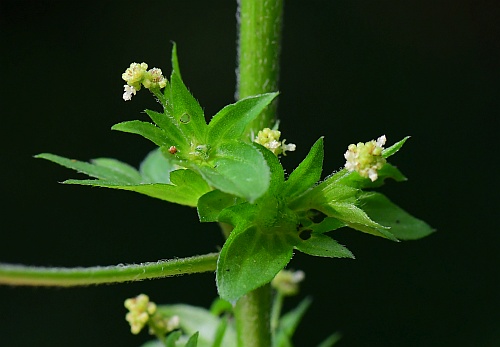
236, 1, 284, 346
234, 283, 272, 347
238, 0, 284, 136
0, 253, 218, 287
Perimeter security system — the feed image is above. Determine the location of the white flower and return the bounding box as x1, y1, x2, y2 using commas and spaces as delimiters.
344, 135, 387, 181
281, 140, 296, 155
122, 62, 148, 90
123, 85, 136, 101
254, 128, 296, 156
376, 135, 387, 147
143, 68, 167, 89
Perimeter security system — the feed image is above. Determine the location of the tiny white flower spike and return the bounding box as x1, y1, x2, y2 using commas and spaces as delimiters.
344, 135, 387, 181
281, 140, 296, 155
254, 127, 297, 156
123, 85, 137, 101
376, 135, 387, 147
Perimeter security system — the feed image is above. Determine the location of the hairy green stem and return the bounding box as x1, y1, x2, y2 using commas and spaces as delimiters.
234, 283, 272, 347
235, 0, 284, 346
0, 253, 218, 287
238, 0, 284, 136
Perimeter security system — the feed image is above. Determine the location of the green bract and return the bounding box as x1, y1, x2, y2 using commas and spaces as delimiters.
37, 45, 434, 304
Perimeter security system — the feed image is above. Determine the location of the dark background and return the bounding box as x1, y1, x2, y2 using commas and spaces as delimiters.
1, 1, 498, 346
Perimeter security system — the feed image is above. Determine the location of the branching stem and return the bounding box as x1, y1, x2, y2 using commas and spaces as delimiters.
0, 253, 218, 287
235, 0, 284, 346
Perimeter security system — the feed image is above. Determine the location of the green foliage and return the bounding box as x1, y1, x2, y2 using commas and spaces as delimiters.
157, 304, 236, 347
37, 44, 434, 306
35, 152, 210, 207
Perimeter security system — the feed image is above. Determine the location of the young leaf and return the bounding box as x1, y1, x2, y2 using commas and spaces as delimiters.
295, 234, 354, 258
359, 192, 435, 240
112, 120, 171, 147
35, 153, 142, 184
197, 190, 243, 223
145, 109, 189, 150
90, 158, 143, 183
170, 46, 207, 142
158, 304, 236, 347
165, 331, 183, 347
326, 202, 397, 241
274, 297, 312, 347
253, 142, 285, 194
282, 137, 324, 200
216, 225, 294, 302
207, 93, 279, 146
139, 148, 176, 184
316, 333, 342, 347
309, 217, 346, 234
333, 164, 407, 190
382, 136, 410, 158
67, 169, 209, 207
185, 332, 199, 347
196, 141, 270, 203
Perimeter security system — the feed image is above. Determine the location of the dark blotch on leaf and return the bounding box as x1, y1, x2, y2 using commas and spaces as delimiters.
180, 113, 191, 124
296, 223, 303, 231
307, 209, 328, 224
299, 229, 312, 240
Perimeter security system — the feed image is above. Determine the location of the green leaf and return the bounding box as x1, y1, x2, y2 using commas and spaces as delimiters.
309, 217, 346, 234
253, 142, 284, 194
382, 136, 410, 158
64, 169, 210, 207
282, 137, 324, 200
90, 158, 143, 183
37, 152, 210, 206
359, 192, 435, 240
207, 93, 279, 146
333, 164, 407, 190
185, 332, 199, 347
196, 141, 270, 203
295, 233, 354, 258
158, 304, 236, 347
111, 120, 171, 147
326, 202, 397, 241
288, 181, 359, 212
197, 190, 243, 223
35, 153, 142, 184
170, 46, 207, 142
216, 225, 294, 302
141, 340, 165, 347
171, 43, 182, 81
274, 297, 312, 347
166, 331, 183, 347
145, 109, 189, 150
139, 148, 177, 184
316, 333, 342, 347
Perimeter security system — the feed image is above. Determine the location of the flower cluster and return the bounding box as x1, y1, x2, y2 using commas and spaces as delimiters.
344, 135, 387, 181
124, 294, 180, 337
271, 269, 305, 296
122, 63, 167, 101
124, 294, 157, 334
254, 127, 296, 156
